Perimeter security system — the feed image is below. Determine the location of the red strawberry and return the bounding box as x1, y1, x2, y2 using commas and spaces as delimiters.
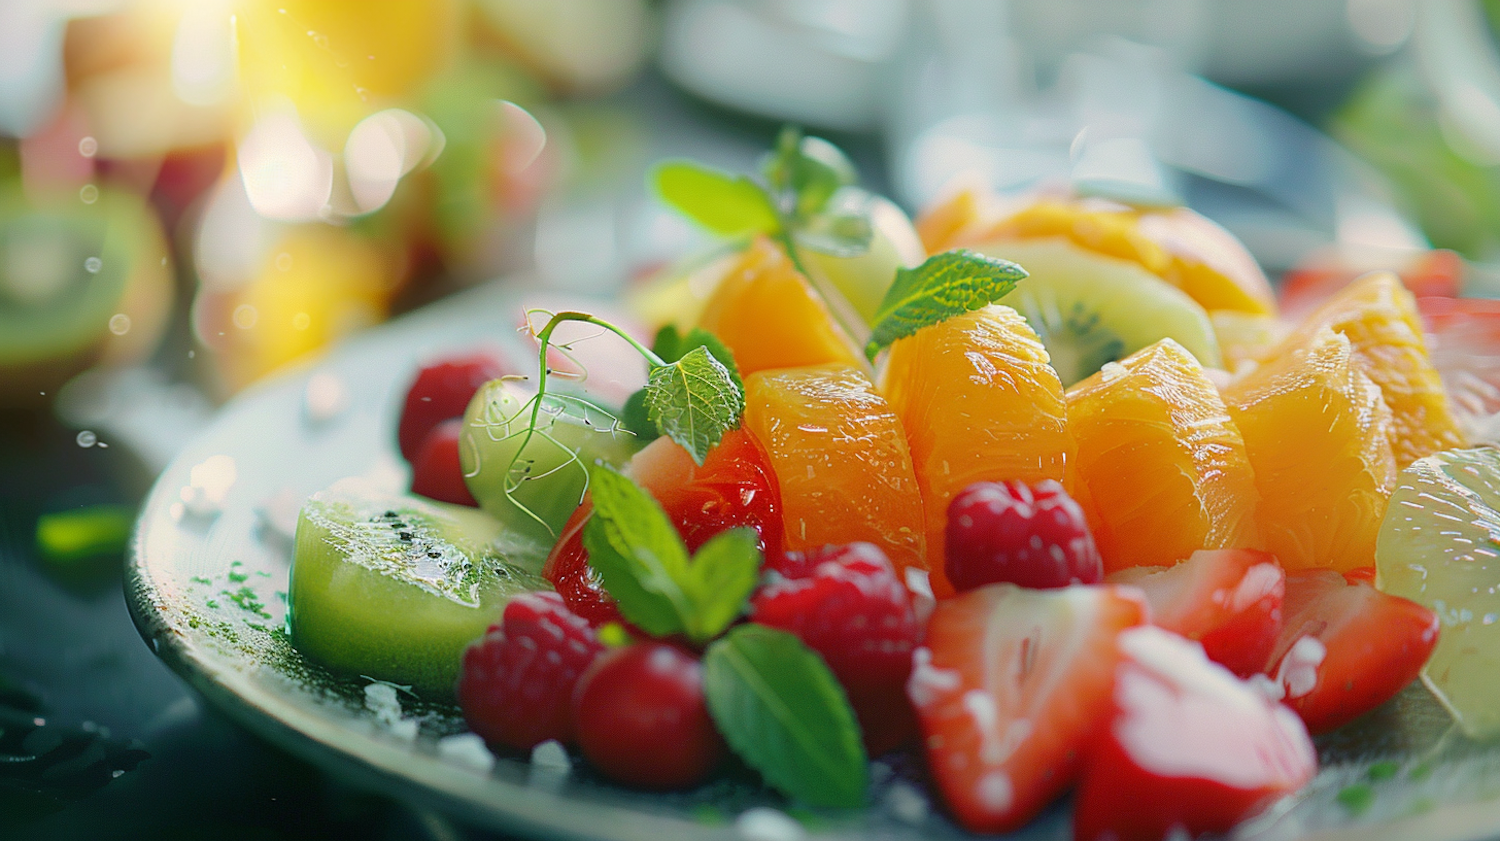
945, 479, 1102, 592
751, 543, 922, 756
1265, 570, 1440, 734
910, 584, 1147, 833
1107, 549, 1284, 677
410, 418, 479, 507
1418, 295, 1500, 441
398, 352, 507, 463
543, 429, 782, 625
457, 591, 604, 751
1074, 626, 1317, 841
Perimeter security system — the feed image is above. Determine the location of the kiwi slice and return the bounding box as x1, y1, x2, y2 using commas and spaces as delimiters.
0, 187, 170, 403
978, 238, 1222, 387
288, 481, 550, 697
460, 377, 635, 545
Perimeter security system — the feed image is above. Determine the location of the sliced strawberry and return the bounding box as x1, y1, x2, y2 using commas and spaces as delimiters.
1418, 295, 1500, 441
1074, 626, 1317, 841
1265, 570, 1440, 734
910, 584, 1147, 833
1107, 549, 1284, 677
1342, 566, 1377, 586
542, 429, 783, 625
1279, 247, 1463, 319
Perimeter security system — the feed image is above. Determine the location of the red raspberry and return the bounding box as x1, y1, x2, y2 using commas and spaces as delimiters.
397, 352, 506, 463
572, 642, 725, 790
751, 543, 919, 690
410, 418, 479, 506
945, 479, 1102, 592
457, 591, 604, 751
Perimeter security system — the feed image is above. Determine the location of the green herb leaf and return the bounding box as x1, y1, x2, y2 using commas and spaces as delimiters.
651, 324, 684, 363
581, 466, 692, 638
703, 625, 868, 808
619, 388, 659, 443
582, 468, 761, 643
680, 527, 761, 641
644, 346, 744, 465
794, 188, 875, 257
864, 248, 1028, 360
654, 161, 779, 237
763, 126, 859, 217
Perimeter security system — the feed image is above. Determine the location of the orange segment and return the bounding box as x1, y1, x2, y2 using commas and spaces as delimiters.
696, 236, 863, 376
1066, 339, 1262, 573
1211, 311, 1289, 372
1282, 271, 1464, 467
880, 305, 1074, 596
1223, 328, 1397, 573
742, 364, 926, 576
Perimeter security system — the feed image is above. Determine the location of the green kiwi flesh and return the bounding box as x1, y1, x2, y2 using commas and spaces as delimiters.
978, 238, 1223, 386
289, 481, 550, 697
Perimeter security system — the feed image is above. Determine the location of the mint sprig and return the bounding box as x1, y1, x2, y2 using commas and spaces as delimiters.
644, 346, 742, 466
654, 162, 780, 238
703, 624, 869, 808
864, 249, 1029, 360
582, 465, 761, 643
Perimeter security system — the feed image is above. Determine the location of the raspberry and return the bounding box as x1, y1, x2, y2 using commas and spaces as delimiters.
410, 418, 479, 507
751, 543, 919, 694
397, 352, 506, 463
945, 479, 1102, 592
457, 591, 604, 751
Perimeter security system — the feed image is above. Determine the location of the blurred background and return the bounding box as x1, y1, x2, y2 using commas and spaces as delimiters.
4, 0, 1500, 837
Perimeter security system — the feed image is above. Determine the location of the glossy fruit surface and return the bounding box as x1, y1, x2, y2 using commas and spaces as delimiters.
398, 353, 508, 462
542, 430, 782, 624
1376, 447, 1500, 737
1107, 549, 1284, 677
1284, 271, 1464, 467
881, 305, 1074, 596
1419, 295, 1500, 445
573, 643, 725, 790
1266, 570, 1439, 734
458, 591, 603, 750
910, 584, 1146, 833
696, 236, 862, 376
1222, 327, 1396, 573
1074, 626, 1317, 841
411, 418, 479, 507
743, 364, 926, 577
978, 237, 1222, 385
1066, 339, 1262, 573
289, 481, 549, 697
944, 479, 1101, 592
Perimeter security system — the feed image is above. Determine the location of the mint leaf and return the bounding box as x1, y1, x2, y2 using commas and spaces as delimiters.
763, 126, 858, 217
654, 161, 779, 237
794, 188, 875, 257
619, 388, 658, 443
582, 468, 761, 643
626, 327, 741, 446
676, 328, 743, 393
581, 466, 691, 638
703, 625, 868, 808
644, 346, 743, 465
865, 249, 1028, 360
651, 324, 684, 363
681, 527, 761, 641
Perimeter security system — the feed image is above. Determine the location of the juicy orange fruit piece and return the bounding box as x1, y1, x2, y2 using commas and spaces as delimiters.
880, 305, 1074, 596
1223, 327, 1397, 573
743, 364, 927, 576
1211, 311, 1289, 372
696, 236, 862, 376
916, 190, 1275, 316
1282, 271, 1464, 467
1066, 339, 1262, 573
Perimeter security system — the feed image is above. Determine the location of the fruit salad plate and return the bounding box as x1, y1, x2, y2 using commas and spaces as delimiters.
127, 281, 1500, 841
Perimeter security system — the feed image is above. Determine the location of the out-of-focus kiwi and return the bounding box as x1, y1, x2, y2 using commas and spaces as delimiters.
0, 187, 171, 406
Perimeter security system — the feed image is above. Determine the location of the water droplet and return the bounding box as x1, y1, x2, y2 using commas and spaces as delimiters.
233, 305, 259, 329
291, 312, 310, 330
78, 136, 98, 157
79, 184, 98, 204
76, 430, 97, 448
275, 252, 292, 272
108, 313, 131, 335
84, 257, 102, 274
